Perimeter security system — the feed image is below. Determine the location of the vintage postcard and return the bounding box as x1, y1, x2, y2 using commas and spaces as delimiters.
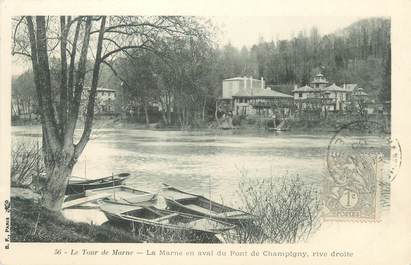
0, 0, 410, 264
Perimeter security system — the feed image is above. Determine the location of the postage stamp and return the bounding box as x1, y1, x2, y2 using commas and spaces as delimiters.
323, 120, 389, 222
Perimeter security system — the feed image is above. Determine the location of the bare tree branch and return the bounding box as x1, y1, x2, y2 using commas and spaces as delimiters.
63, 16, 92, 149
67, 17, 82, 110
58, 16, 69, 137
74, 16, 107, 158
11, 17, 29, 57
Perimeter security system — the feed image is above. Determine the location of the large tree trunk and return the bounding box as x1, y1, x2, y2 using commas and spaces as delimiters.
42, 160, 73, 211
24, 16, 106, 212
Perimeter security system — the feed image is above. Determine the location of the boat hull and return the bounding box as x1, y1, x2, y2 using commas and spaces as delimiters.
164, 198, 253, 225
161, 185, 254, 225
100, 203, 235, 237
86, 185, 157, 205
65, 174, 129, 195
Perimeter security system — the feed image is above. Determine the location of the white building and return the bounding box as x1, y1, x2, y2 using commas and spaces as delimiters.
83, 87, 117, 114
221, 76, 293, 117
292, 73, 361, 112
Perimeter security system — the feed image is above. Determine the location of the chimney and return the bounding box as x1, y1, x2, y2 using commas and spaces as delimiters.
261, 77, 264, 89
294, 84, 298, 89
243, 76, 247, 89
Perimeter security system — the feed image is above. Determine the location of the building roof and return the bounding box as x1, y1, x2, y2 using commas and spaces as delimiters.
310, 73, 329, 85
324, 83, 345, 91
352, 87, 368, 96
223, 77, 262, 82
269, 84, 295, 94
233, 87, 293, 98
292, 83, 359, 93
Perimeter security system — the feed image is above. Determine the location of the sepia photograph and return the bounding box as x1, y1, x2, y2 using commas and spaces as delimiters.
9, 15, 392, 243
1, 1, 410, 264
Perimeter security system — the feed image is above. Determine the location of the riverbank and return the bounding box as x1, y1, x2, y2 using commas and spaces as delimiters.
11, 198, 142, 242
11, 114, 390, 135
11, 197, 220, 243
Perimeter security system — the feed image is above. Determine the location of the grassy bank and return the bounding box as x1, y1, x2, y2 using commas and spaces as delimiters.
11, 198, 142, 243
11, 198, 220, 243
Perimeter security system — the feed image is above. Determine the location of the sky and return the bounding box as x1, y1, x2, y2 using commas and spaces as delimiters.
12, 16, 363, 76
212, 16, 362, 48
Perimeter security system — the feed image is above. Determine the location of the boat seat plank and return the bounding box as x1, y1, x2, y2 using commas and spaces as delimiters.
152, 213, 179, 222
62, 193, 111, 209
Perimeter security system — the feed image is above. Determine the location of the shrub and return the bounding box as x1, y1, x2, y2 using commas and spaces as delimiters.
224, 176, 321, 243
11, 141, 44, 189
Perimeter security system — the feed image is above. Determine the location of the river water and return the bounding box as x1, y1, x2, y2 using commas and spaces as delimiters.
12, 126, 391, 224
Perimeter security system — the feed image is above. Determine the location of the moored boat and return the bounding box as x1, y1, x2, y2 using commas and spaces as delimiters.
86, 185, 157, 206
99, 202, 235, 236
65, 173, 130, 195
161, 184, 254, 224
62, 185, 157, 209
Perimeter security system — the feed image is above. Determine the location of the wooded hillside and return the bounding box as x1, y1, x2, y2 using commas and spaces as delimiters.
214, 17, 390, 102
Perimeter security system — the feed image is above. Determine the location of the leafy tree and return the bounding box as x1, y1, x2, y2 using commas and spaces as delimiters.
12, 71, 36, 119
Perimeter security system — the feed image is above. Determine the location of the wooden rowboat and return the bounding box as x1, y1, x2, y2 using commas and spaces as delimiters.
99, 202, 235, 236
161, 184, 253, 224
65, 173, 130, 195
63, 185, 157, 209
86, 185, 157, 205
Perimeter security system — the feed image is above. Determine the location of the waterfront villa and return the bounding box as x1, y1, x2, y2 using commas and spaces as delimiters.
292, 73, 365, 112
221, 76, 293, 117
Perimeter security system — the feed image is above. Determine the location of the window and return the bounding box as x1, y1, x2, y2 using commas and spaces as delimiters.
299, 92, 302, 98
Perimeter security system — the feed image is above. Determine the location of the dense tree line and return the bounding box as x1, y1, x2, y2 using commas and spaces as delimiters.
215, 18, 390, 102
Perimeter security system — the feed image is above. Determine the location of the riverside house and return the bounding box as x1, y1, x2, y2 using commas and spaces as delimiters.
221, 76, 293, 117
82, 87, 117, 117
292, 73, 365, 112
